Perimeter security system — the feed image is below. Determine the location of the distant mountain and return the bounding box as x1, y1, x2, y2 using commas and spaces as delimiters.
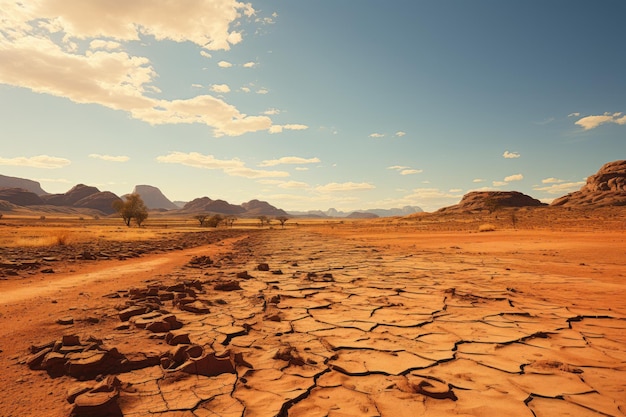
41, 184, 121, 214
0, 188, 45, 206
346, 212, 378, 219
288, 206, 423, 218
241, 199, 288, 217
132, 185, 178, 210
0, 174, 48, 195
551, 160, 626, 207
178, 197, 286, 217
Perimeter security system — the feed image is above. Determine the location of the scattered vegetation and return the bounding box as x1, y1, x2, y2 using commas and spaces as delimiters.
478, 223, 496, 232
258, 215, 270, 227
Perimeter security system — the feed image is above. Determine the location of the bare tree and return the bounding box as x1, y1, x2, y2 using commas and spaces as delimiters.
194, 214, 208, 226
276, 216, 289, 229
225, 215, 237, 228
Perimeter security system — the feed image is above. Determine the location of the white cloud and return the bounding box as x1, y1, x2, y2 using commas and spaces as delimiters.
533, 181, 585, 195
156, 151, 289, 179
315, 182, 376, 192
256, 88, 269, 94
369, 133, 385, 138
210, 84, 231, 93
0, 155, 71, 169
504, 173, 524, 182
264, 108, 280, 115
88, 154, 129, 162
400, 169, 423, 175
268, 124, 309, 134
388, 165, 422, 175
472, 178, 484, 183
200, 51, 212, 59
503, 151, 521, 159
240, 87, 251, 93
278, 181, 309, 189
218, 61, 233, 68
295, 167, 309, 171
541, 177, 564, 184
259, 157, 320, 167
243, 62, 256, 68
449, 188, 463, 193
0, 1, 292, 138
575, 112, 626, 130
191, 83, 203, 88
568, 112, 580, 118
492, 181, 508, 187
395, 131, 406, 137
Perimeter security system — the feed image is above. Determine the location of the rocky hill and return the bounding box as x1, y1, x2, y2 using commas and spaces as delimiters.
0, 188, 45, 206
438, 191, 546, 213
241, 199, 288, 217
180, 197, 246, 215
132, 185, 179, 210
41, 184, 121, 215
0, 174, 48, 195
551, 160, 626, 207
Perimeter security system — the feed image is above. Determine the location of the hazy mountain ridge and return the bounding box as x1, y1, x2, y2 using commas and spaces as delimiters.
288, 206, 423, 218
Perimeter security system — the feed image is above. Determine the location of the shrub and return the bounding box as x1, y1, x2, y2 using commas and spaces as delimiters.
478, 223, 496, 232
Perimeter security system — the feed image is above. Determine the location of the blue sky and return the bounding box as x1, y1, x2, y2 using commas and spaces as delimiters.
1, 1, 624, 212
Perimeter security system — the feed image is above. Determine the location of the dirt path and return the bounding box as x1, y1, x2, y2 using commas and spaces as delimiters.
0, 235, 247, 417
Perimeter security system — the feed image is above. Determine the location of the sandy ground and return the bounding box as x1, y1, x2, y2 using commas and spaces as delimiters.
1, 227, 625, 416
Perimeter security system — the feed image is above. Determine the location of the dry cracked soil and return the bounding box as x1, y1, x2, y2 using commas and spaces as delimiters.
1, 227, 625, 417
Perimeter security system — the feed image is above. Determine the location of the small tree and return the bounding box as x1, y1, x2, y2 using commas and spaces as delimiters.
194, 214, 209, 226
276, 216, 289, 229
258, 215, 269, 227
225, 215, 237, 228
205, 214, 223, 227
112, 193, 149, 227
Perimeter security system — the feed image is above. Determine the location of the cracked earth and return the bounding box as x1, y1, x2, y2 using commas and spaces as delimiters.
1, 227, 625, 416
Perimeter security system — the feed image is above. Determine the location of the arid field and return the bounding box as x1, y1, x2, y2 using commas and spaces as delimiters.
1, 209, 625, 417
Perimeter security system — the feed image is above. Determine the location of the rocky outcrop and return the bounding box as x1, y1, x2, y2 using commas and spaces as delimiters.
551, 160, 626, 207
0, 188, 44, 206
240, 199, 288, 217
439, 191, 546, 213
0, 174, 48, 195
132, 185, 178, 210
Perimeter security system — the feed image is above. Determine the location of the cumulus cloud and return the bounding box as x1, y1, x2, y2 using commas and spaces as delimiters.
263, 108, 280, 115
315, 182, 376, 192
243, 62, 256, 68
88, 154, 129, 162
278, 181, 309, 189
369, 133, 385, 138
504, 173, 524, 182
0, 155, 70, 169
268, 124, 309, 134
156, 151, 289, 178
218, 61, 233, 68
256, 88, 269, 94
492, 181, 508, 187
472, 178, 485, 183
0, 1, 304, 138
542, 177, 565, 184
210, 84, 231, 93
259, 156, 320, 167
395, 131, 406, 137
388, 166, 422, 175
575, 112, 626, 130
533, 181, 585, 195
200, 51, 212, 59
503, 151, 521, 159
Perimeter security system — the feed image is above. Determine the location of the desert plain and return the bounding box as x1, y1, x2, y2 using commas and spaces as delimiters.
0, 209, 625, 417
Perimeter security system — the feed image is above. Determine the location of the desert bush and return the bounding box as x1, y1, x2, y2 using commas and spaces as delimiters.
54, 231, 71, 246
478, 223, 496, 232
204, 214, 223, 228
40, 215, 46, 220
